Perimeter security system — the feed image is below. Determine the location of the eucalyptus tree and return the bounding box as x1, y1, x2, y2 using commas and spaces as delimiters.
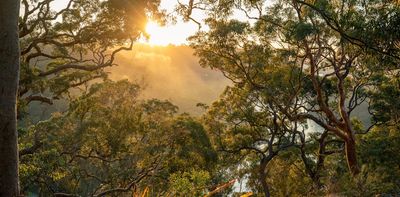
20, 80, 218, 196
186, 0, 400, 177
204, 83, 300, 196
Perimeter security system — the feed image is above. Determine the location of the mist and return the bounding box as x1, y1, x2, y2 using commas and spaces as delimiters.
107, 44, 230, 115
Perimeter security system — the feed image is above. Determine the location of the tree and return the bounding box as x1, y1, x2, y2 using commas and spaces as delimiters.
297, 129, 344, 191
186, 0, 400, 177
204, 84, 299, 196
0, 0, 21, 196
19, 80, 219, 196
167, 169, 211, 196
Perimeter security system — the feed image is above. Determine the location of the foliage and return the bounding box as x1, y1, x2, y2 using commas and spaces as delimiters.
168, 169, 211, 196
18, 0, 165, 115
184, 0, 400, 195
19, 80, 218, 196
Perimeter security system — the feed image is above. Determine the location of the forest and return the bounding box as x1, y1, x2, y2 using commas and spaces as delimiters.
0, 0, 399, 196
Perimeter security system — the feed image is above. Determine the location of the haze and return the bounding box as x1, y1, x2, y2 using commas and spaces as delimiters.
108, 44, 230, 115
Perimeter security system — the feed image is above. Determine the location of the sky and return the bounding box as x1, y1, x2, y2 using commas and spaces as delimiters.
142, 20, 200, 45
51, 0, 253, 45
143, 0, 255, 45
142, 0, 203, 45
51, 0, 201, 45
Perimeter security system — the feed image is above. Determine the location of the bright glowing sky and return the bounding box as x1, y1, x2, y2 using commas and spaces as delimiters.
143, 0, 255, 45
141, 0, 204, 46
143, 19, 200, 46
49, 0, 202, 45
49, 0, 255, 46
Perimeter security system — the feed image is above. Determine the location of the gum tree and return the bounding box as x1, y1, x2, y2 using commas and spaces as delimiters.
20, 80, 218, 196
204, 84, 299, 196
187, 0, 400, 177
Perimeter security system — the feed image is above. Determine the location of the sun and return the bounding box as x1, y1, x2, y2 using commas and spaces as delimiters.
145, 21, 162, 37
144, 21, 169, 46
142, 20, 198, 46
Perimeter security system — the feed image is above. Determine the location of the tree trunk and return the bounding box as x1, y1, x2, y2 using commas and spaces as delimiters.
345, 138, 360, 176
0, 0, 21, 196
259, 159, 271, 197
